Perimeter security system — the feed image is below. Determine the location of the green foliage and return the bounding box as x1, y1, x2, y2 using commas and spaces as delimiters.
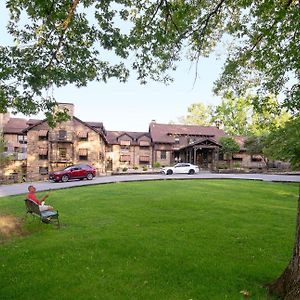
244, 135, 268, 165
211, 93, 290, 136
0, 180, 297, 299
219, 136, 240, 155
122, 167, 128, 172
133, 166, 138, 170
177, 102, 214, 126
264, 116, 300, 169
153, 161, 161, 168
142, 166, 148, 171
0, 131, 12, 173
1, 1, 299, 118
212, 92, 251, 135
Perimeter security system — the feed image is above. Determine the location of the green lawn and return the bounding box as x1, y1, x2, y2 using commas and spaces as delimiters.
0, 180, 298, 300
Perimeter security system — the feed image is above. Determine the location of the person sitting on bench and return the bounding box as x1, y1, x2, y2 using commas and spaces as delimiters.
27, 185, 54, 212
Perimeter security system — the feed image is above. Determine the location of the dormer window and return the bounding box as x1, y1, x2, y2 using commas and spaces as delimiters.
120, 140, 131, 151
174, 137, 180, 144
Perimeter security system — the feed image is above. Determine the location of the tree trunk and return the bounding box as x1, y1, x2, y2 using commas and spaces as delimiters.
267, 184, 300, 299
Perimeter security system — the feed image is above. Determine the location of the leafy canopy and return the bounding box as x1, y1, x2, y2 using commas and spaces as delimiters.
264, 116, 300, 169
0, 0, 299, 118
219, 137, 240, 156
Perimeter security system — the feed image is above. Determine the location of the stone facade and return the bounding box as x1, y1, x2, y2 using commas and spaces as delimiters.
2, 102, 286, 180
25, 103, 106, 181
106, 132, 152, 171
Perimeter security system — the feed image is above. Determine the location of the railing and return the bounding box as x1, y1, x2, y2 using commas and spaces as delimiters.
3, 152, 27, 160
49, 154, 73, 163
48, 131, 74, 142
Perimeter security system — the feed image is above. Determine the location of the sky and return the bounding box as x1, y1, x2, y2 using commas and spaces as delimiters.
1, 2, 225, 132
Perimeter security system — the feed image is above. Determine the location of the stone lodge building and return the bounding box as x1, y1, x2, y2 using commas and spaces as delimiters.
1, 102, 266, 180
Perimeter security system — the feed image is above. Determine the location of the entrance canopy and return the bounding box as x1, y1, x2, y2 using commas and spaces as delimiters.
177, 138, 222, 170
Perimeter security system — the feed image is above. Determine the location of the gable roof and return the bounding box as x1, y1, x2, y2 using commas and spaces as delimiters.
23, 116, 107, 143
106, 131, 151, 145
149, 122, 226, 143
179, 137, 222, 150
3, 118, 28, 134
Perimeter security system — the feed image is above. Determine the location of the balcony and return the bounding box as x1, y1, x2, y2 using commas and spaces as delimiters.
4, 152, 27, 160
49, 154, 73, 163
49, 131, 74, 143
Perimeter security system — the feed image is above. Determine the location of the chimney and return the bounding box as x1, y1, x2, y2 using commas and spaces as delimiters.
0, 112, 10, 131
56, 103, 74, 119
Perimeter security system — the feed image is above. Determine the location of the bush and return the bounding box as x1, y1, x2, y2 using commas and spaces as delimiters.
153, 162, 161, 168
233, 163, 241, 169
122, 167, 128, 172
133, 166, 138, 170
143, 166, 148, 171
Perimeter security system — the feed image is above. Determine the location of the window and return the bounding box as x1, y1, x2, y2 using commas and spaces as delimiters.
120, 140, 130, 151
78, 132, 88, 141
99, 152, 105, 162
139, 156, 150, 163
251, 155, 262, 162
39, 148, 48, 160
160, 150, 167, 160
120, 145, 130, 151
39, 167, 48, 175
139, 141, 150, 149
17, 135, 27, 144
174, 137, 180, 144
232, 156, 243, 162
59, 148, 67, 159
120, 155, 130, 162
38, 130, 48, 141
78, 148, 88, 160
58, 130, 67, 140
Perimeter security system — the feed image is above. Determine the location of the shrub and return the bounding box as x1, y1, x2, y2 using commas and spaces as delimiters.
233, 163, 241, 169
143, 166, 148, 171
133, 166, 138, 170
122, 167, 128, 172
153, 162, 161, 168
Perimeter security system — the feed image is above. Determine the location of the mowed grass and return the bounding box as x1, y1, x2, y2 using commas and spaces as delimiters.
0, 179, 298, 300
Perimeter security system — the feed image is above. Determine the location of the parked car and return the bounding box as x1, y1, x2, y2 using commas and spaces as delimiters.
49, 164, 96, 182
161, 163, 199, 175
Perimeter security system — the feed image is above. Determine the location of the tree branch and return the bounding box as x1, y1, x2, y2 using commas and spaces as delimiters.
46, 0, 80, 69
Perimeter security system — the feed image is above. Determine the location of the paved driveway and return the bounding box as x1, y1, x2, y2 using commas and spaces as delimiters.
1, 173, 299, 197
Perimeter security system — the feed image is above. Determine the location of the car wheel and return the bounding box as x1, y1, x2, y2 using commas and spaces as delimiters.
166, 169, 173, 175
188, 169, 195, 175
86, 173, 93, 180
61, 175, 69, 182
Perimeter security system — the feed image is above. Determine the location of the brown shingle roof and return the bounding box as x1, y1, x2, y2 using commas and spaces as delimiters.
106, 131, 151, 145
3, 118, 28, 134
149, 122, 226, 143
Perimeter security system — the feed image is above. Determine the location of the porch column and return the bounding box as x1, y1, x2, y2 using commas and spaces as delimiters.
193, 147, 197, 165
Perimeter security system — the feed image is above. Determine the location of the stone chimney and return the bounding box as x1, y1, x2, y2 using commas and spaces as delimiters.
56, 103, 74, 119
0, 112, 10, 131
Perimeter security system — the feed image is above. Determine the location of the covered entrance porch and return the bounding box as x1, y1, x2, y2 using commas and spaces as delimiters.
175, 138, 221, 171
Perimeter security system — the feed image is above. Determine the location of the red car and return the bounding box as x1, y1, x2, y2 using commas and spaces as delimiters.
49, 164, 96, 182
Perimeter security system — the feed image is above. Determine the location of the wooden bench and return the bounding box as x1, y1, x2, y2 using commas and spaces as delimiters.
24, 199, 60, 228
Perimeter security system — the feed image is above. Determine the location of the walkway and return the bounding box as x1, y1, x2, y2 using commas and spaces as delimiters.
1, 173, 300, 197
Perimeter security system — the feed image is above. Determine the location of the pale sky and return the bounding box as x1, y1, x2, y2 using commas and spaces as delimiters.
1, 2, 225, 132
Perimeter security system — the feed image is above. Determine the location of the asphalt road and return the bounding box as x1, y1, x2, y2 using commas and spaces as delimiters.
1, 172, 300, 197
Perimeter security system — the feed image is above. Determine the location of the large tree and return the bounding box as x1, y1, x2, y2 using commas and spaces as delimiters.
1, 1, 300, 298
177, 102, 214, 126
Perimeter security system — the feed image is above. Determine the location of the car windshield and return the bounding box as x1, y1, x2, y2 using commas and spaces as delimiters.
63, 166, 74, 171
